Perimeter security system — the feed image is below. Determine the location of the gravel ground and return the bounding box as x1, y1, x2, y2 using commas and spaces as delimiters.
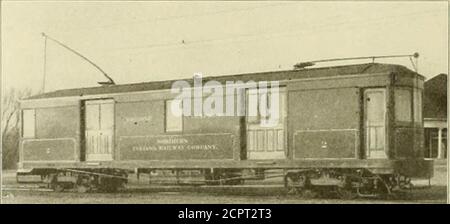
1, 165, 447, 204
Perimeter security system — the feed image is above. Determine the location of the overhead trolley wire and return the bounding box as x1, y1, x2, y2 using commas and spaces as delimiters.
110, 9, 445, 55
56, 3, 290, 32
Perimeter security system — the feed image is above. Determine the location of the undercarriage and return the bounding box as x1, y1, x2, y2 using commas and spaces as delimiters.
17, 167, 416, 199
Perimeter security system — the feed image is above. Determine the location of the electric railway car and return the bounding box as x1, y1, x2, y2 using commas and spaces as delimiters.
17, 63, 433, 198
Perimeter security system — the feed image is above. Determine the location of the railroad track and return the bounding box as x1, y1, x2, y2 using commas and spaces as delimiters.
3, 183, 445, 205
1, 183, 413, 200
2, 185, 53, 192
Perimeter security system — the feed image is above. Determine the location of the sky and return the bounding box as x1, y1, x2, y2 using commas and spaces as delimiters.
1, 1, 448, 93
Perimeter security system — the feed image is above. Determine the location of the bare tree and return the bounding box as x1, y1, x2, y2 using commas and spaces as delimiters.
1, 88, 33, 169
2, 88, 32, 136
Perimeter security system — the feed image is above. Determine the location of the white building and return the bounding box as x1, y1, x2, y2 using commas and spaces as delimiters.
423, 74, 447, 160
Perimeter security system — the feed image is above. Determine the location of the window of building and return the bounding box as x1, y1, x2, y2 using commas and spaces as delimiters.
22, 109, 35, 138
414, 89, 423, 124
165, 99, 183, 132
395, 89, 412, 122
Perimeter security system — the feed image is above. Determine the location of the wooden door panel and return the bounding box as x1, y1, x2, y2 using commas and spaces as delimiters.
246, 88, 286, 160
85, 100, 114, 161
364, 89, 387, 159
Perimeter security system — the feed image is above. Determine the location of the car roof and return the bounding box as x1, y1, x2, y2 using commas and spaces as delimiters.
26, 63, 420, 100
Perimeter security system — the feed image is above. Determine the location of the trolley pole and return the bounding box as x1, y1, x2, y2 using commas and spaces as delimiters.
42, 33, 48, 93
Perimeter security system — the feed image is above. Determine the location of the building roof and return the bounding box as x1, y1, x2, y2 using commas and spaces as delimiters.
424, 73, 447, 119
26, 63, 418, 100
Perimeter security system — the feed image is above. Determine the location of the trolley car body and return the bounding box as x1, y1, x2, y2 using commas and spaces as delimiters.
17, 63, 433, 196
